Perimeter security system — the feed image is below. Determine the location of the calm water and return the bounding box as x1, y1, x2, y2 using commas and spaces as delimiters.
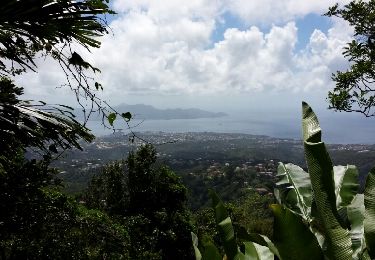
86, 113, 375, 144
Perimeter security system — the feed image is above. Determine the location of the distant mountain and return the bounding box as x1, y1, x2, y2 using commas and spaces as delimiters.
77, 104, 227, 120
113, 104, 227, 120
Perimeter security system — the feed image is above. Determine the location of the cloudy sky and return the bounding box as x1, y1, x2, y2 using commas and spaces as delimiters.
19, 0, 375, 142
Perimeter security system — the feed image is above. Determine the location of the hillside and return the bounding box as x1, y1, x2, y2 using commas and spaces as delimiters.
77, 104, 227, 120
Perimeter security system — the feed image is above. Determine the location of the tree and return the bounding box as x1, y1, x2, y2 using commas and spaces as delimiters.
0, 147, 130, 259
0, 0, 112, 157
0, 77, 94, 158
325, 1, 375, 117
0, 2, 134, 258
0, 0, 113, 114
85, 145, 194, 260
0, 0, 133, 158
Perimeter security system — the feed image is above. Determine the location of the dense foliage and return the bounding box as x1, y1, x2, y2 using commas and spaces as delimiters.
0, 149, 129, 259
0, 0, 121, 157
192, 102, 375, 260
84, 145, 194, 259
0, 0, 113, 76
0, 1, 130, 259
0, 77, 94, 156
3, 1, 375, 259
326, 0, 375, 116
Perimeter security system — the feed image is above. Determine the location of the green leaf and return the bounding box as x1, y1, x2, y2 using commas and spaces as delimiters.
243, 242, 274, 260
0, 78, 94, 153
364, 168, 375, 258
333, 165, 359, 208
107, 113, 116, 126
243, 242, 259, 259
360, 250, 371, 260
191, 232, 202, 260
121, 112, 132, 122
237, 228, 280, 259
275, 163, 312, 220
201, 242, 222, 260
209, 190, 244, 260
251, 244, 273, 260
347, 194, 366, 260
302, 102, 353, 260
271, 204, 324, 260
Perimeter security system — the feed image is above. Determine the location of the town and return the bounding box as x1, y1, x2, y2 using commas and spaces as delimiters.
54, 131, 375, 205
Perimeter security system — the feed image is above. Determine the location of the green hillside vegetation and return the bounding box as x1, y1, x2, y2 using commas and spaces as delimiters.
83, 144, 194, 259
193, 103, 375, 260
1, 0, 375, 259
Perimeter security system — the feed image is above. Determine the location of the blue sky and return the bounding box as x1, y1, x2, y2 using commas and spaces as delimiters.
212, 12, 333, 51
19, 0, 375, 143
295, 13, 332, 50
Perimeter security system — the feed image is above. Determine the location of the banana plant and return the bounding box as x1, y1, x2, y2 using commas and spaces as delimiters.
274, 102, 369, 259
192, 190, 278, 260
193, 102, 375, 260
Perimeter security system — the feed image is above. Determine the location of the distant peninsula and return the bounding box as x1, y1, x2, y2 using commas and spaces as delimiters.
113, 104, 227, 120
78, 104, 227, 120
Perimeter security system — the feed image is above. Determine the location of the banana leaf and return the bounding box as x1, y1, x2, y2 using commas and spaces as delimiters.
347, 194, 366, 260
333, 165, 359, 208
271, 204, 324, 260
302, 102, 353, 260
191, 232, 222, 260
364, 168, 375, 258
275, 163, 312, 220
209, 189, 245, 260
237, 227, 280, 259
243, 242, 274, 260
202, 242, 222, 260
191, 232, 202, 260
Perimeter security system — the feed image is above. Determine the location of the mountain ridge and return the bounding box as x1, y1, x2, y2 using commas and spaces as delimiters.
116, 103, 227, 120
78, 103, 227, 120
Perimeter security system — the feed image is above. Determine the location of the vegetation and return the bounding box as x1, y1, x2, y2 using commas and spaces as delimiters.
326, 0, 375, 116
0, 0, 130, 158
0, 2, 277, 259
0, 77, 94, 158
84, 145, 194, 259
193, 191, 273, 257
0, 1, 129, 259
0, 148, 129, 259
0, 0, 120, 124
192, 102, 375, 259
2, 1, 375, 260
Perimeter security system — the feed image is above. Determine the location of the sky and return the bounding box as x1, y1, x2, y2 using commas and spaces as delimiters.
18, 0, 375, 142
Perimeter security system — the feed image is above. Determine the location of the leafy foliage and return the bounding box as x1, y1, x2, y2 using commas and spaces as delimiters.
192, 102, 375, 260
85, 145, 194, 259
271, 103, 373, 259
0, 150, 129, 259
192, 191, 277, 260
0, 2, 138, 259
0, 0, 113, 75
364, 168, 375, 258
0, 0, 132, 137
0, 77, 94, 155
271, 204, 323, 260
325, 0, 375, 116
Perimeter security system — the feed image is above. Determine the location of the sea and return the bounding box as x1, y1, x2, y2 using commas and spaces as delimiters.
86, 112, 375, 145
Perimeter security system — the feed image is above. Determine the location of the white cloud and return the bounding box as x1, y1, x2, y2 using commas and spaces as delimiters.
224, 0, 352, 25
88, 14, 351, 98
19, 0, 354, 106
